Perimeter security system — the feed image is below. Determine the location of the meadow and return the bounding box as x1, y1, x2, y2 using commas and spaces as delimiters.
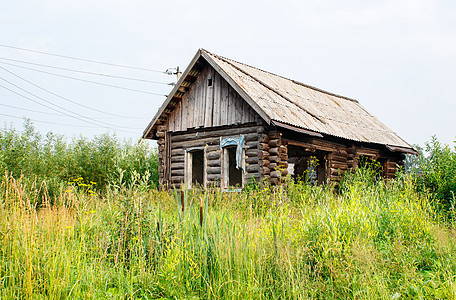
1, 123, 456, 299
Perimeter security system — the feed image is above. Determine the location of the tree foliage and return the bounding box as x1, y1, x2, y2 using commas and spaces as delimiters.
0, 120, 158, 202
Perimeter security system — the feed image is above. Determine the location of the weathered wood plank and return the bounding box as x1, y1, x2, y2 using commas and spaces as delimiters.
213, 71, 222, 126
204, 68, 214, 127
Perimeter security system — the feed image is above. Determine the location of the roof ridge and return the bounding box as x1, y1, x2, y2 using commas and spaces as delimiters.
202, 49, 359, 103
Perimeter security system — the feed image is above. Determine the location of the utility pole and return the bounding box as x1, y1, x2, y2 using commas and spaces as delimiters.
165, 66, 182, 85
176, 66, 182, 81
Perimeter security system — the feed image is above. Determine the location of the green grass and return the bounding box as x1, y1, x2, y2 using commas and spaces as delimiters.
1, 169, 456, 299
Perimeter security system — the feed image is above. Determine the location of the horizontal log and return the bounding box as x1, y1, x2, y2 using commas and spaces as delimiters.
157, 139, 165, 145
280, 153, 288, 161
206, 144, 220, 152
156, 131, 165, 138
246, 165, 260, 173
172, 137, 220, 149
245, 148, 258, 157
171, 148, 185, 156
171, 176, 184, 183
245, 140, 259, 149
171, 155, 184, 163
207, 159, 220, 167
207, 166, 221, 174
329, 162, 349, 170
258, 143, 270, 151
269, 155, 280, 163
171, 169, 184, 176
207, 174, 221, 182
206, 151, 221, 160
246, 156, 258, 164
259, 159, 270, 167
268, 139, 281, 147
270, 171, 280, 178
258, 150, 270, 160
268, 131, 281, 139
171, 162, 185, 170
327, 153, 348, 162
269, 147, 280, 156
171, 126, 260, 142
259, 166, 270, 175
270, 162, 279, 170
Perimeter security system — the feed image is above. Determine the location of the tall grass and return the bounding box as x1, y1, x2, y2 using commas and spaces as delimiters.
1, 168, 455, 299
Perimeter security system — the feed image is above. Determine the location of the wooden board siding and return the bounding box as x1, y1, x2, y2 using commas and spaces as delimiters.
166, 64, 256, 133
166, 124, 263, 189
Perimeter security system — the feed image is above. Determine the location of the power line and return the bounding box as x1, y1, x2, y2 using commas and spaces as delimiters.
0, 102, 64, 116
0, 80, 138, 133
0, 44, 167, 74
0, 72, 134, 129
0, 65, 152, 119
0, 57, 174, 85
0, 61, 168, 96
0, 102, 146, 128
0, 112, 118, 129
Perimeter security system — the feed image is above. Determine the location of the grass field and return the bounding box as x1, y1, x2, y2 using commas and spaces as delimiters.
1, 168, 456, 299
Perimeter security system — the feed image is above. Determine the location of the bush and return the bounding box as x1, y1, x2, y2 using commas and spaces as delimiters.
407, 136, 456, 214
0, 120, 159, 204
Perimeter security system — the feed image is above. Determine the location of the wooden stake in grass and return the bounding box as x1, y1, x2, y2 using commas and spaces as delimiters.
181, 188, 185, 214
199, 197, 203, 227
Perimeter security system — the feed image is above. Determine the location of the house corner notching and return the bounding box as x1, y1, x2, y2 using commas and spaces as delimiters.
144, 49, 417, 190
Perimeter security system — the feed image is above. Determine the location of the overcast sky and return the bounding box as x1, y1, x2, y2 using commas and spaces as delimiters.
1, 0, 455, 147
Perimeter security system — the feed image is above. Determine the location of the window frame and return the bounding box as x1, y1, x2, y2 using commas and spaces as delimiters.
184, 147, 206, 189
220, 136, 245, 190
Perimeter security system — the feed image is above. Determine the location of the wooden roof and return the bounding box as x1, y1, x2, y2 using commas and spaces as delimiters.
143, 49, 414, 152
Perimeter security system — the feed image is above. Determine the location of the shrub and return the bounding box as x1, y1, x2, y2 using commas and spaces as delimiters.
0, 120, 158, 204
407, 136, 456, 214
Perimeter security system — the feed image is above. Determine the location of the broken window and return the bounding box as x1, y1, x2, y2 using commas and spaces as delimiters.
287, 145, 326, 185
221, 136, 245, 189
186, 149, 205, 188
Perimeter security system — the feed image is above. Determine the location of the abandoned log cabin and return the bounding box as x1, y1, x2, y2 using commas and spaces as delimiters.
143, 49, 417, 189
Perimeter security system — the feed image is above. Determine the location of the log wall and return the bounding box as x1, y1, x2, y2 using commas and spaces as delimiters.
258, 130, 289, 185
162, 124, 263, 189
281, 132, 405, 184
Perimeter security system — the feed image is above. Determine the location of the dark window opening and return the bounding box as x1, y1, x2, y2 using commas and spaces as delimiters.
287, 145, 326, 185
227, 146, 242, 187
191, 150, 204, 186
208, 78, 213, 86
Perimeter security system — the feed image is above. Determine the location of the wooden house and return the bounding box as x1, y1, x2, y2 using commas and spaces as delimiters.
143, 49, 417, 189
